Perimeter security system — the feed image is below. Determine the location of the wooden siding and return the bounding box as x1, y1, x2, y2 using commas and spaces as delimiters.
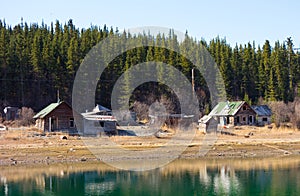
234, 103, 256, 125
41, 102, 75, 132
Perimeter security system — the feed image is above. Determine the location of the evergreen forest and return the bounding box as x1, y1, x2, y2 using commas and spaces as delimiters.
0, 19, 299, 115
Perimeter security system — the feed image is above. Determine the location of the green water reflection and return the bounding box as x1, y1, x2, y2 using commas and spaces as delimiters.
1, 157, 300, 195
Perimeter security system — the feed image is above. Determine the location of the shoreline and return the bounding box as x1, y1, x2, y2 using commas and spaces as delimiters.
1, 126, 300, 167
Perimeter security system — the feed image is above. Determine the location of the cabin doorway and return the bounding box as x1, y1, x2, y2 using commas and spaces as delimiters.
249, 115, 253, 124
50, 117, 58, 131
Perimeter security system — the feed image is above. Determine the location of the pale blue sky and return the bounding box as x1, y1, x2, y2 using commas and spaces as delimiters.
2, 0, 300, 47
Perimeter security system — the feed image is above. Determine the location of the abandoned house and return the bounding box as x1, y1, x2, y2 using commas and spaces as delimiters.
33, 101, 76, 132
251, 105, 272, 126
3, 106, 20, 121
199, 101, 257, 131
80, 105, 117, 136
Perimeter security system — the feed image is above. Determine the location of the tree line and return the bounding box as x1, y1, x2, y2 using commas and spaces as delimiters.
0, 19, 299, 115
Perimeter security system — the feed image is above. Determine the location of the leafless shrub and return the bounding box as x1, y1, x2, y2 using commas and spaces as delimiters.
132, 95, 176, 122
132, 101, 149, 121
269, 98, 300, 129
269, 101, 291, 128
290, 98, 300, 129
158, 95, 176, 114
16, 107, 35, 126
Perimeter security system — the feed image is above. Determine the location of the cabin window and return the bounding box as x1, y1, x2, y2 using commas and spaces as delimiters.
243, 106, 247, 110
69, 118, 75, 128
100, 121, 105, 127
262, 117, 268, 122
243, 117, 246, 122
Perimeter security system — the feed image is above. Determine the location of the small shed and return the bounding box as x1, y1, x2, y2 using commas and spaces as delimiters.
198, 115, 218, 133
3, 107, 20, 121
33, 101, 76, 132
251, 105, 272, 126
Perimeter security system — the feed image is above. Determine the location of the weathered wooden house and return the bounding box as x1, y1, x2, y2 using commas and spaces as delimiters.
34, 101, 76, 132
3, 106, 20, 121
81, 105, 117, 136
199, 101, 256, 129
251, 105, 272, 126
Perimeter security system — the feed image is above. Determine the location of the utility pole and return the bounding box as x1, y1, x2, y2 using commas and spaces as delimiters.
192, 68, 195, 96
57, 89, 60, 103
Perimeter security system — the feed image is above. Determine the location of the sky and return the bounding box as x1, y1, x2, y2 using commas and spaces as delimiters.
1, 0, 300, 48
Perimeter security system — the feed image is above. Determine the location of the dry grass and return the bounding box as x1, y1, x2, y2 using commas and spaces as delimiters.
0, 125, 300, 166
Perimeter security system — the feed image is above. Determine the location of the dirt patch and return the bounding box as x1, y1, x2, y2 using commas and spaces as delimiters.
0, 126, 300, 166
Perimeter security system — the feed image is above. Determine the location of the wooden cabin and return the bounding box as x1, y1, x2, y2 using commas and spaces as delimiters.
34, 101, 76, 133
200, 101, 256, 128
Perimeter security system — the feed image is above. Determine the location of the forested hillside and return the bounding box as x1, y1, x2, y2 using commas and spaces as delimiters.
0, 19, 299, 114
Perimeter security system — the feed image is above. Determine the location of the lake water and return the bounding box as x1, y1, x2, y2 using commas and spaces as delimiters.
1, 157, 300, 196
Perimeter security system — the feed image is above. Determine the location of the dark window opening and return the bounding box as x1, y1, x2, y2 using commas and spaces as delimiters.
243, 106, 246, 110
243, 117, 246, 122
100, 121, 105, 127
69, 118, 74, 128
262, 117, 268, 122
236, 116, 240, 123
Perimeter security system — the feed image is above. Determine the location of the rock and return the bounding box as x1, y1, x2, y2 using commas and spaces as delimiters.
10, 159, 17, 165
60, 135, 68, 140
245, 132, 254, 138
81, 157, 87, 162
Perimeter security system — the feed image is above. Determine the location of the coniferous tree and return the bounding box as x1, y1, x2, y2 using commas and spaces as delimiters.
0, 19, 300, 113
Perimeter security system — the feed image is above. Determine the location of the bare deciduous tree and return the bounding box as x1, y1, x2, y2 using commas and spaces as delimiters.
17, 107, 35, 126
269, 98, 300, 129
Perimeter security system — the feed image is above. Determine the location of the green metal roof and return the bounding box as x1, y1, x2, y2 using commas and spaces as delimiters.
33, 102, 63, 119
209, 101, 245, 116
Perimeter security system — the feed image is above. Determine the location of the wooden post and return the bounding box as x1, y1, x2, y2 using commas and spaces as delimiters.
49, 117, 51, 132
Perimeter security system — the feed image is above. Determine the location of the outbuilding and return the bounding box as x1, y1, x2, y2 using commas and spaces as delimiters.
80, 105, 117, 136
251, 105, 272, 126
33, 101, 76, 133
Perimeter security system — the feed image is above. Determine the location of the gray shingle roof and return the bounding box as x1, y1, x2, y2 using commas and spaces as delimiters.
251, 105, 272, 116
